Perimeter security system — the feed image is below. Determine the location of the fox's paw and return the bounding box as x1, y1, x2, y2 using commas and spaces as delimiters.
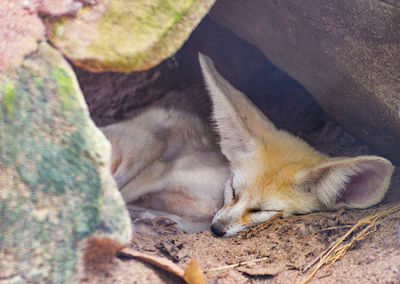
132, 217, 183, 235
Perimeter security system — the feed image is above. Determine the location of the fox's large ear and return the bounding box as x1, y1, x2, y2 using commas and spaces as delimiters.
199, 53, 254, 164
299, 156, 394, 209
199, 54, 274, 165
198, 54, 276, 137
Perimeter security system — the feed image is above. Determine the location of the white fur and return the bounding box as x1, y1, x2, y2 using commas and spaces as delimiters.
101, 108, 230, 233
297, 156, 395, 209
199, 54, 257, 167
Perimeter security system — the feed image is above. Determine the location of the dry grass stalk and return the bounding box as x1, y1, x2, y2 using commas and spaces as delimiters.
204, 256, 270, 272
300, 202, 400, 284
317, 225, 353, 232
301, 241, 336, 273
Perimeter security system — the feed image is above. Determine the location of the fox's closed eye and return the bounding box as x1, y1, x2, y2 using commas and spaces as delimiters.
232, 186, 237, 200
248, 208, 262, 213
230, 179, 238, 200
248, 208, 281, 214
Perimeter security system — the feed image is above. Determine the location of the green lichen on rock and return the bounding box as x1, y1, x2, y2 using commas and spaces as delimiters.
0, 43, 131, 283
1, 81, 16, 114
46, 0, 216, 72
51, 67, 79, 112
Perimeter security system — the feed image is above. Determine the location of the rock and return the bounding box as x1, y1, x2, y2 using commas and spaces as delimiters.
177, 18, 269, 86
0, 0, 93, 71
210, 0, 400, 164
80, 17, 323, 136
74, 58, 181, 126
0, 0, 45, 71
46, 0, 217, 72
37, 0, 84, 17
176, 17, 325, 135
0, 43, 131, 283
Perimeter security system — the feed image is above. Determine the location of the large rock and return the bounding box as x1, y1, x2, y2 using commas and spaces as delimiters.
78, 17, 323, 135
74, 58, 181, 126
0, 0, 91, 71
0, 1, 44, 71
0, 43, 131, 283
210, 0, 400, 164
46, 0, 216, 72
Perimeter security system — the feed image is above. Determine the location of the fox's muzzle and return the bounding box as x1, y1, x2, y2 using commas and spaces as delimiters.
210, 222, 226, 237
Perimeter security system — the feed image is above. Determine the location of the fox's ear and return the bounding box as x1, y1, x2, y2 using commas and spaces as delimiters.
199, 53, 256, 165
299, 156, 394, 209
198, 54, 276, 137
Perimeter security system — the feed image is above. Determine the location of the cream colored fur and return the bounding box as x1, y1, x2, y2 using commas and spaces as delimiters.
199, 54, 394, 237
100, 55, 395, 237
100, 108, 229, 233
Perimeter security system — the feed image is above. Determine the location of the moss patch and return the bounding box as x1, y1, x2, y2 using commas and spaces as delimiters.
47, 0, 216, 72
51, 67, 78, 112
1, 80, 16, 114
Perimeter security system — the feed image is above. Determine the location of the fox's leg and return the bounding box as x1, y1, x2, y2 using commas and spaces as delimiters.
126, 204, 212, 234
101, 123, 168, 190
117, 160, 172, 203
112, 140, 165, 190
127, 204, 183, 234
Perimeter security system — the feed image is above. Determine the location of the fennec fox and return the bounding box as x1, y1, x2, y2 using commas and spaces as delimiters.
100, 108, 229, 233
199, 54, 394, 237
101, 54, 394, 237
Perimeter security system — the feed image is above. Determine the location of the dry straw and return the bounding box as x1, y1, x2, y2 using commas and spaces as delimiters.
301, 202, 400, 284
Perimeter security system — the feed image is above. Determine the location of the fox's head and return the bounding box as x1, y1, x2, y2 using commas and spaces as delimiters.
199, 54, 395, 237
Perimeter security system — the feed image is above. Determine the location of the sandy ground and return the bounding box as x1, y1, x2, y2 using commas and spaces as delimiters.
77, 21, 400, 281
82, 204, 400, 283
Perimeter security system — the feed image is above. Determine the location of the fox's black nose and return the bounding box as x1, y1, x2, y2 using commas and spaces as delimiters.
210, 223, 226, 237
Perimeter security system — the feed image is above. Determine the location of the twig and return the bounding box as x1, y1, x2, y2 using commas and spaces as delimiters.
204, 256, 269, 272
118, 248, 185, 278
118, 248, 206, 284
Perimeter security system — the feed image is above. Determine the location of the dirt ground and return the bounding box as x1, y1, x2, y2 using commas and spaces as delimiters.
80, 80, 400, 283
77, 19, 400, 283
82, 204, 400, 283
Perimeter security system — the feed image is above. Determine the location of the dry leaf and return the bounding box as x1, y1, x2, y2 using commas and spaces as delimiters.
183, 260, 206, 284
